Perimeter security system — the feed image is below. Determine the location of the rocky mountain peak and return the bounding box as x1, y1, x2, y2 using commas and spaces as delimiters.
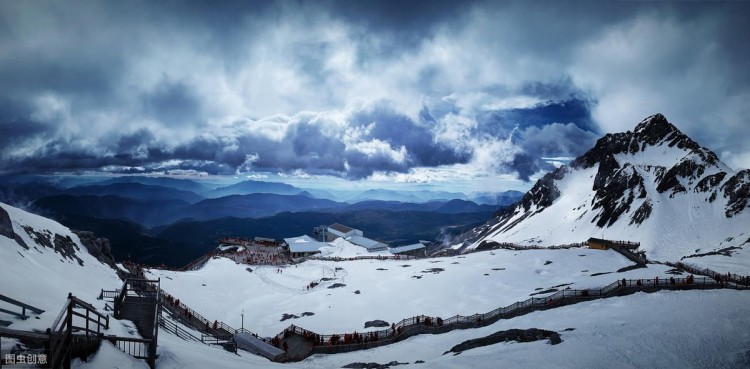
634, 113, 673, 138
457, 113, 749, 254
572, 114, 705, 171
633, 113, 700, 151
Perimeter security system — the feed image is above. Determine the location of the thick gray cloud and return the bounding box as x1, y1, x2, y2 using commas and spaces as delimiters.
0, 0, 748, 184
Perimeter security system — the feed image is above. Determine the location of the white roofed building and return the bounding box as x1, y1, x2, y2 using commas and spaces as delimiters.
388, 243, 426, 257
326, 223, 363, 242
283, 235, 327, 259
345, 234, 388, 252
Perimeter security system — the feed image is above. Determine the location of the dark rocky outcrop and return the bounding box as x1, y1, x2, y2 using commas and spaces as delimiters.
280, 312, 314, 322
629, 199, 652, 226
0, 206, 29, 249
695, 172, 727, 203
591, 162, 647, 227
73, 230, 116, 268
53, 234, 85, 266
0, 205, 15, 240
22, 226, 84, 266
519, 167, 567, 213
721, 170, 750, 217
445, 328, 561, 355
364, 320, 390, 328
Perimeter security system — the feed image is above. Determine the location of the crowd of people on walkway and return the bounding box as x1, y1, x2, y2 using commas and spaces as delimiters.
311, 254, 416, 262
225, 243, 291, 266
279, 315, 450, 351
619, 275, 695, 288
712, 272, 750, 287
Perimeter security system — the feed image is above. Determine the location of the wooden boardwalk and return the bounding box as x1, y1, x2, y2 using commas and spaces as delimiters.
272, 277, 749, 361
117, 256, 749, 364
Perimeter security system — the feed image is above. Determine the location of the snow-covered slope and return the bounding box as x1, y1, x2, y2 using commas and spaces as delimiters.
458, 114, 750, 271
73, 290, 750, 369
140, 250, 749, 369
0, 202, 122, 330
146, 248, 673, 336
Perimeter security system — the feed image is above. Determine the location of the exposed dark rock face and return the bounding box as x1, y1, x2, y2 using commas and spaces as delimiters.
446, 328, 561, 354
0, 206, 14, 240
569, 114, 700, 171
629, 199, 652, 226
0, 206, 29, 250
633, 113, 701, 151
519, 167, 567, 213
364, 320, 390, 328
722, 170, 750, 217
73, 230, 116, 268
280, 313, 299, 322
590, 162, 647, 227
23, 226, 84, 266
53, 234, 85, 266
696, 172, 727, 204
656, 155, 714, 196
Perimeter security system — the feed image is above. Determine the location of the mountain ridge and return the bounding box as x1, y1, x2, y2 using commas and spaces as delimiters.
454, 114, 750, 268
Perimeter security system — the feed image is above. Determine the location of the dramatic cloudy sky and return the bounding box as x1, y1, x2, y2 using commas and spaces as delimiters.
1, 0, 748, 192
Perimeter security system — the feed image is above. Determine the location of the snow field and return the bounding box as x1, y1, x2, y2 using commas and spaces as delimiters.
146, 247, 676, 337
72, 289, 750, 369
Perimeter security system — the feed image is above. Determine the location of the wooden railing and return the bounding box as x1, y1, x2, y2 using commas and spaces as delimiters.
273, 276, 743, 360
160, 288, 263, 349
665, 261, 750, 286
609, 244, 648, 266
46, 293, 110, 369
114, 278, 159, 319
475, 241, 588, 251
158, 314, 202, 342
1, 287, 174, 369
0, 293, 45, 319
179, 253, 214, 272
98, 289, 120, 300
149, 281, 160, 369
106, 335, 152, 360
112, 278, 160, 369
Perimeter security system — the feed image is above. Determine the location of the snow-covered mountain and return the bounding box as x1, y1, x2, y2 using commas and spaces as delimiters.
0, 202, 121, 329
456, 114, 750, 267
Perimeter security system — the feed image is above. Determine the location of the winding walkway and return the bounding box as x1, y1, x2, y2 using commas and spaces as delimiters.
125, 259, 749, 363
272, 276, 748, 362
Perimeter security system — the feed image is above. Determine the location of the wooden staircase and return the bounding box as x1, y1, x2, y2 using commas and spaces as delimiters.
119, 296, 158, 340
113, 278, 160, 369
278, 332, 314, 362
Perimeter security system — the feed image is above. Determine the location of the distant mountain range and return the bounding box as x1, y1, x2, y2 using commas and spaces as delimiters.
175, 193, 343, 222
343, 199, 497, 214
30, 192, 501, 227
0, 171, 523, 266
64, 182, 203, 203
205, 180, 304, 198
94, 175, 211, 193
32, 195, 189, 227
